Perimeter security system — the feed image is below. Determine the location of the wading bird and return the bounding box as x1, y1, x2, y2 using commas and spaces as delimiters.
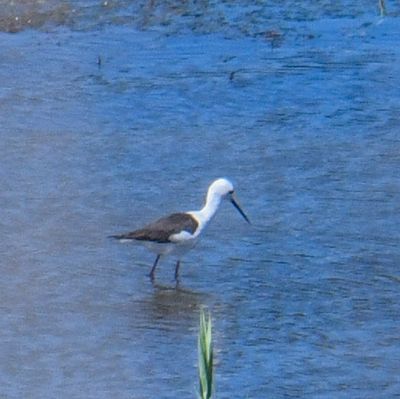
110, 178, 250, 282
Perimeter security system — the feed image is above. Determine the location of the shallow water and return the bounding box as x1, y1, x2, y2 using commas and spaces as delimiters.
0, 2, 399, 398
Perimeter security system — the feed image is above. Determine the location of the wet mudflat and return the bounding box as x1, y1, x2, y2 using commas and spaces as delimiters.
0, 1, 399, 398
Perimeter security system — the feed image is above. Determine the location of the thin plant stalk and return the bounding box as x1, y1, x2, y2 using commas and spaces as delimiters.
198, 309, 213, 399
379, 0, 386, 16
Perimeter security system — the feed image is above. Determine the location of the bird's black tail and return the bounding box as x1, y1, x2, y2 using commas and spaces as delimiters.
108, 233, 135, 241
108, 234, 124, 240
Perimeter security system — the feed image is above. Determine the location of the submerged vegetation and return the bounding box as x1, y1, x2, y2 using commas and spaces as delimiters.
198, 309, 214, 399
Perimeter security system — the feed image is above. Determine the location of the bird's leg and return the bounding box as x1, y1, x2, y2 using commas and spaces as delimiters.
174, 260, 181, 283
149, 254, 161, 281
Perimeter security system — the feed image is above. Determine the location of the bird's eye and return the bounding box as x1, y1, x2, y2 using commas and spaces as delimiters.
228, 190, 234, 194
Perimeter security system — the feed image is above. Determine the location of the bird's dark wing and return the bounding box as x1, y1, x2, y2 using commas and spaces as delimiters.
110, 213, 198, 243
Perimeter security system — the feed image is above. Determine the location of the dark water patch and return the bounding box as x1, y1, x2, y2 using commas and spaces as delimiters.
1, 0, 399, 34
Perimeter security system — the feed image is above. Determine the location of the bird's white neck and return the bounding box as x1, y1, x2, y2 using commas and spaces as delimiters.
201, 189, 223, 221
188, 189, 223, 235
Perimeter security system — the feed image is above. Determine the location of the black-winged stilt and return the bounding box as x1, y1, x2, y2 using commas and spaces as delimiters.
110, 178, 250, 282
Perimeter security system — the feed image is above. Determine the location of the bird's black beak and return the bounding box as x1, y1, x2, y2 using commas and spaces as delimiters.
230, 194, 251, 224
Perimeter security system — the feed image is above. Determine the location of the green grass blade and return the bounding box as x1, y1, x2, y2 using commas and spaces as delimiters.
198, 309, 213, 399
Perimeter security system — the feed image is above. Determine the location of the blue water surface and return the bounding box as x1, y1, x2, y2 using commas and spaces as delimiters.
0, 2, 399, 398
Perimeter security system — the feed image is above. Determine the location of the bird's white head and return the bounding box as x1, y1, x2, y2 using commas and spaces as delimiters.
207, 178, 250, 224
208, 178, 234, 198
